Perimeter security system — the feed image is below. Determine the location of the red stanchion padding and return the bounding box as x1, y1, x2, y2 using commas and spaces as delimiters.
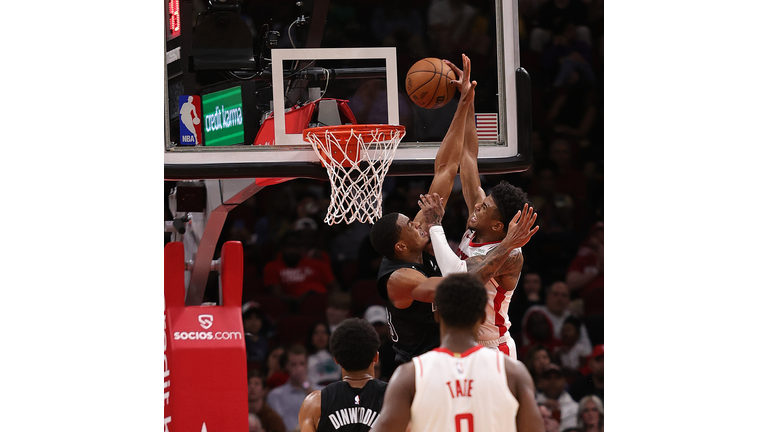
164, 241, 248, 432
164, 241, 186, 308
220, 241, 243, 307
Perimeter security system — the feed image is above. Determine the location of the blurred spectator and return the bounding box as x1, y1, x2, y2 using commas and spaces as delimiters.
577, 395, 604, 432
248, 413, 263, 432
565, 222, 603, 344
264, 346, 289, 391
551, 315, 591, 383
263, 231, 340, 308
305, 321, 342, 389
254, 187, 296, 250
529, 0, 591, 53
509, 271, 545, 339
523, 281, 592, 354
548, 81, 597, 143
548, 138, 587, 202
536, 363, 579, 431
294, 217, 331, 264
427, 0, 478, 59
325, 291, 353, 334
528, 166, 578, 270
242, 301, 272, 367
248, 369, 287, 432
266, 344, 314, 432
519, 309, 562, 360
541, 20, 595, 88
568, 344, 604, 405
328, 220, 373, 271
566, 223, 603, 295
524, 344, 553, 393
539, 403, 561, 432
364, 305, 397, 381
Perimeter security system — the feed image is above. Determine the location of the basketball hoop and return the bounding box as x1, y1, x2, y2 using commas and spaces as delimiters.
303, 124, 405, 225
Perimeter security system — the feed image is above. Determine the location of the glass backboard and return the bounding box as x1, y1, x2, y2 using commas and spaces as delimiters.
164, 0, 531, 180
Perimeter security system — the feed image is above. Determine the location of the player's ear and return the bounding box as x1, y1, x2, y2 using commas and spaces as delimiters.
333, 356, 339, 365
395, 241, 407, 253
492, 220, 505, 232
373, 352, 380, 364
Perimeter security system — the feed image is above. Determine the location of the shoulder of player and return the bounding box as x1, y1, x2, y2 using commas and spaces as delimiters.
302, 389, 322, 406
389, 360, 416, 390
298, 389, 322, 428
502, 356, 534, 396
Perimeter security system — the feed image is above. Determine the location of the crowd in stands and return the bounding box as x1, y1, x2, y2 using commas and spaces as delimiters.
166, 1, 603, 431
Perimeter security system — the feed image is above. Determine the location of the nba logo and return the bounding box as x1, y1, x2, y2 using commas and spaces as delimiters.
179, 95, 202, 146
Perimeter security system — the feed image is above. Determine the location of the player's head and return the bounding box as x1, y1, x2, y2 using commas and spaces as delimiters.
434, 273, 486, 330
329, 318, 380, 373
369, 212, 428, 259
469, 181, 531, 235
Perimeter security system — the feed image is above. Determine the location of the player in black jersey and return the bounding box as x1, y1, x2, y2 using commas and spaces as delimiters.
298, 318, 387, 432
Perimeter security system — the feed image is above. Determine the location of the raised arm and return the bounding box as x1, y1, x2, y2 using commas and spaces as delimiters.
414, 54, 477, 225
459, 89, 484, 221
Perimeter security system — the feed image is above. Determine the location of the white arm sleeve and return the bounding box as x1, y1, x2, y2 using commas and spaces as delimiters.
428, 225, 467, 275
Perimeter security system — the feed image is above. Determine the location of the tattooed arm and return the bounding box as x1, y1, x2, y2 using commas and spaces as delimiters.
419, 193, 538, 285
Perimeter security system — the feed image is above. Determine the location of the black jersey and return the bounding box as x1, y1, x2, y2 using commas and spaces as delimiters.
317, 379, 388, 432
376, 252, 441, 364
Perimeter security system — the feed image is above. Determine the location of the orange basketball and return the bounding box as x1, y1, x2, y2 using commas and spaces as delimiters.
405, 58, 457, 109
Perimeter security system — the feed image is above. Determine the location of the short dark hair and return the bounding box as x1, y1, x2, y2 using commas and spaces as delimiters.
564, 315, 582, 329
329, 318, 380, 372
279, 344, 307, 368
434, 273, 486, 329
489, 181, 532, 230
248, 368, 265, 382
369, 212, 402, 259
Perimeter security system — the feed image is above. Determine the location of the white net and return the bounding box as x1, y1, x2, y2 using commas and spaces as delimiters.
305, 125, 404, 225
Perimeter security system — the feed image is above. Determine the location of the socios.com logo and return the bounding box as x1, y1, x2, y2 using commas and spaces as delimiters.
198, 314, 213, 329
173, 331, 242, 341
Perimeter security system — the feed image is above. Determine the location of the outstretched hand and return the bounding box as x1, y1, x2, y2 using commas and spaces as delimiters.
417, 192, 445, 230
444, 54, 477, 97
500, 203, 539, 250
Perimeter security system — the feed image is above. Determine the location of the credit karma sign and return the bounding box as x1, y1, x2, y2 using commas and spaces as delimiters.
202, 86, 244, 146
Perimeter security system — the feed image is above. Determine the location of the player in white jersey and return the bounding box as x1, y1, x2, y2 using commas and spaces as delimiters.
370, 273, 544, 432
419, 190, 538, 358
415, 79, 538, 357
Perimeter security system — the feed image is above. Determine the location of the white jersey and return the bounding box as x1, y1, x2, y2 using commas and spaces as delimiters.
457, 229, 521, 355
411, 346, 519, 432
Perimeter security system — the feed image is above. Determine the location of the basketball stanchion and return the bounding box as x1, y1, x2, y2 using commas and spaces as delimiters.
303, 124, 405, 225
164, 241, 249, 432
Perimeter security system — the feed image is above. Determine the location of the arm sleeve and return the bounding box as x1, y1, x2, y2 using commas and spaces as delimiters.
428, 225, 467, 275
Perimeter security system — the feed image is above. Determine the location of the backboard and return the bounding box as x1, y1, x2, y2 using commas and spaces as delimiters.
164, 0, 531, 180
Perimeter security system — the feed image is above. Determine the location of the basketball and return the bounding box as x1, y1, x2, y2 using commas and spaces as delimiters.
193, 117, 200, 125
405, 58, 457, 109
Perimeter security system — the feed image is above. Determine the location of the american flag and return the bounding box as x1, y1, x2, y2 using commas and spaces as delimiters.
475, 113, 498, 141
